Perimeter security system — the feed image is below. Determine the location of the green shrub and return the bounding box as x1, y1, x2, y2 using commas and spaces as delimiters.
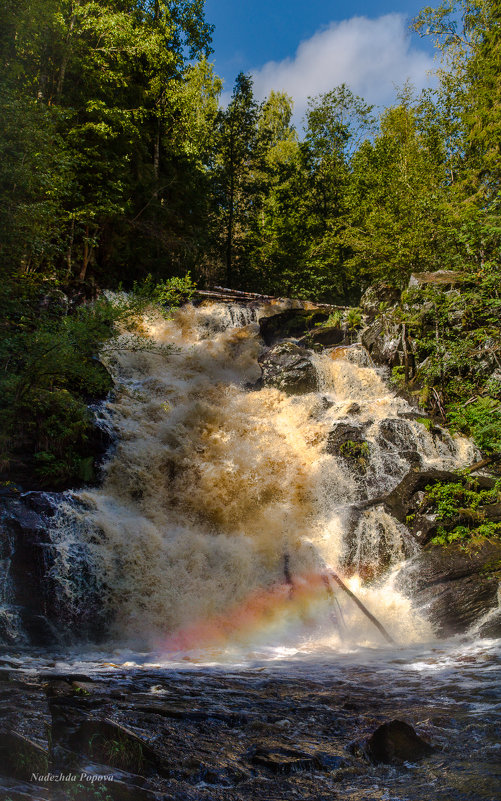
346, 307, 362, 329
446, 398, 501, 454
425, 477, 501, 546
324, 309, 343, 327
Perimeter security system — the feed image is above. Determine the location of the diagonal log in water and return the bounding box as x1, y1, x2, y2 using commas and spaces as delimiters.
327, 571, 396, 645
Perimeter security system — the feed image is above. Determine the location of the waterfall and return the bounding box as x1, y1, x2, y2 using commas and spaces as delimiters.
43, 302, 477, 652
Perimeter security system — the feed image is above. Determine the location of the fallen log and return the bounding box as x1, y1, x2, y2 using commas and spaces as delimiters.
281, 553, 394, 644
328, 571, 395, 645
464, 453, 501, 473
213, 286, 278, 300
322, 573, 347, 640
196, 286, 342, 311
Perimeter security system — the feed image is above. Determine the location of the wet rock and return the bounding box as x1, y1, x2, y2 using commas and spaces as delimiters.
258, 343, 318, 394
248, 745, 321, 774
20, 492, 57, 517
50, 712, 163, 776
360, 317, 402, 368
325, 423, 367, 455
45, 680, 74, 698
309, 396, 334, 420
377, 419, 422, 468
0, 496, 60, 647
325, 423, 370, 472
259, 309, 329, 346
365, 719, 434, 764
378, 419, 413, 449
477, 607, 501, 638
397, 540, 501, 636
0, 730, 49, 780
0, 493, 106, 647
315, 752, 346, 772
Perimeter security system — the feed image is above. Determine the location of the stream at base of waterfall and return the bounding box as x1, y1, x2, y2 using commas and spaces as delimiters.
0, 301, 499, 801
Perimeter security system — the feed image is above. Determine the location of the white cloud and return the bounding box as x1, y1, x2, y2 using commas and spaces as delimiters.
251, 14, 435, 127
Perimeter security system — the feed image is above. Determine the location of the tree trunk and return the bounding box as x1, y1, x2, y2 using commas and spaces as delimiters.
79, 225, 90, 281
57, 13, 76, 101
66, 217, 75, 278
226, 176, 234, 287
153, 116, 160, 185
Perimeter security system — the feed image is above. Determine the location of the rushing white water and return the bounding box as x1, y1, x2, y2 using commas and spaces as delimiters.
48, 302, 478, 652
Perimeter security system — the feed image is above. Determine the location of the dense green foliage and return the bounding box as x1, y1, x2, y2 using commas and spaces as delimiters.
424, 477, 501, 545
1, 0, 499, 294
390, 262, 501, 454
0, 273, 193, 486
0, 0, 500, 489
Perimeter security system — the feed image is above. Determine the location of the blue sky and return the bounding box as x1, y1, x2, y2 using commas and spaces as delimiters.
204, 1, 437, 124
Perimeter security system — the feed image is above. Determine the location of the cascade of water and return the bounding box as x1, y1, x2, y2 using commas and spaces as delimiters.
45, 302, 477, 651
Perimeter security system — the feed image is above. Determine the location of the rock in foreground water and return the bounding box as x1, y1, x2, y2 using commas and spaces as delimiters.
365, 719, 434, 764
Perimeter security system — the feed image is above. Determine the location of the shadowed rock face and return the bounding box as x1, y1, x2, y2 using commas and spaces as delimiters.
298, 326, 345, 348
259, 309, 329, 346
0, 490, 105, 646
0, 492, 60, 646
397, 540, 501, 637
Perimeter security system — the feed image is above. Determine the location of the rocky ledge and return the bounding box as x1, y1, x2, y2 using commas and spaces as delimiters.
1, 655, 498, 801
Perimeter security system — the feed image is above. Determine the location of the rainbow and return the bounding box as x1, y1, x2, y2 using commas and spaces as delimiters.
157, 571, 344, 654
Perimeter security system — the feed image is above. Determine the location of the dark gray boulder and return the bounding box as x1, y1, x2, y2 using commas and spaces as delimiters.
325, 422, 371, 473
325, 422, 367, 454
365, 720, 434, 764
258, 343, 318, 394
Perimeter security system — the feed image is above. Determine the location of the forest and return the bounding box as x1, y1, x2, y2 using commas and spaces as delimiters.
0, 0, 500, 487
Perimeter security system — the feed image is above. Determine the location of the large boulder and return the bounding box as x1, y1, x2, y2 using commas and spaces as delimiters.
326, 423, 367, 454
325, 422, 371, 473
365, 720, 434, 764
259, 309, 330, 346
397, 539, 501, 636
258, 343, 318, 394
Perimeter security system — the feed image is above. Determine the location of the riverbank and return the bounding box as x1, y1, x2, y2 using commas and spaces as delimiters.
0, 639, 499, 801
